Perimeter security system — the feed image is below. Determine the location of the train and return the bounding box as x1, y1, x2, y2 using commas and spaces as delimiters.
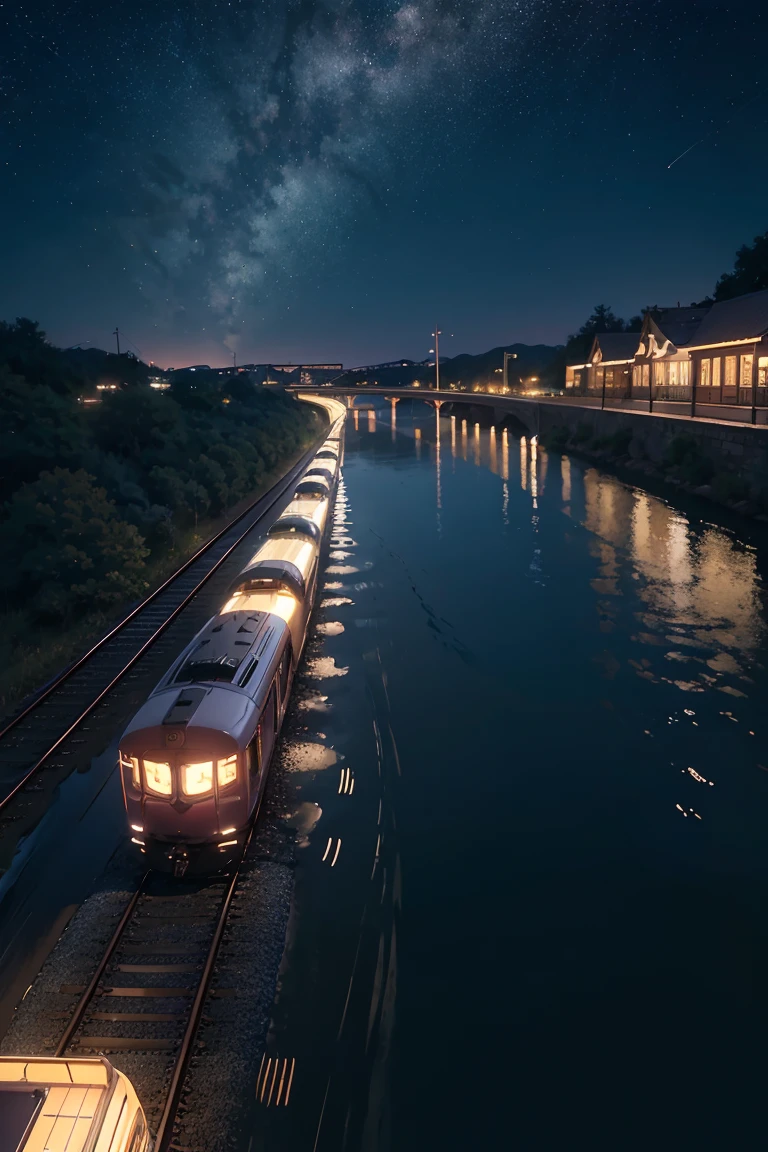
118, 400, 346, 876
0, 1056, 149, 1152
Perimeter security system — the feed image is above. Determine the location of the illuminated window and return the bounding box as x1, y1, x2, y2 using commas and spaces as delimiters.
712, 357, 721, 388
680, 361, 690, 387
740, 354, 753, 390
182, 761, 214, 796
144, 760, 172, 796
724, 355, 737, 388
642, 364, 650, 389
758, 356, 768, 387
668, 362, 679, 387
700, 359, 711, 388
654, 361, 666, 387
604, 368, 614, 388
632, 365, 642, 391
217, 754, 238, 788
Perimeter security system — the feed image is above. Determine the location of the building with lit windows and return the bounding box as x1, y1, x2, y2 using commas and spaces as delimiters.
565, 288, 768, 423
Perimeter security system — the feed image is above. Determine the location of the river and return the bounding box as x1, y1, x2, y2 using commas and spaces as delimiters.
251, 399, 768, 1152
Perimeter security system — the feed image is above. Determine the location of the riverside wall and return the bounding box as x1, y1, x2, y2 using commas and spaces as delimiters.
494, 398, 768, 514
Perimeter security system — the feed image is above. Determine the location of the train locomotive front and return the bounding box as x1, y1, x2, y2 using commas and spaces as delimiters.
119, 608, 294, 875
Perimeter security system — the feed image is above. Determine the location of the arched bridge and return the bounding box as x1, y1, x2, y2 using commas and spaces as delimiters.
291, 385, 544, 435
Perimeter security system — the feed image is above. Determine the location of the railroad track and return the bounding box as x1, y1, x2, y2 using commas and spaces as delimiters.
49, 835, 250, 1151
0, 436, 325, 815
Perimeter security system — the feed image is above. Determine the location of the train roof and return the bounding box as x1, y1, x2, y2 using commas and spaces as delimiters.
167, 610, 275, 686
241, 536, 316, 584
122, 611, 288, 752
0, 1057, 125, 1152
122, 682, 256, 753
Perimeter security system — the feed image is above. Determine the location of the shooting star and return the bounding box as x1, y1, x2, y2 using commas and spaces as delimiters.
666, 89, 761, 170
667, 140, 705, 169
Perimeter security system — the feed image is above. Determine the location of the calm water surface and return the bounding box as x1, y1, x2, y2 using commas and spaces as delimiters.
253, 402, 768, 1152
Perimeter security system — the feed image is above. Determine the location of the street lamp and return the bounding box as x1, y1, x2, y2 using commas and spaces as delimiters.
503, 351, 518, 392
430, 325, 442, 391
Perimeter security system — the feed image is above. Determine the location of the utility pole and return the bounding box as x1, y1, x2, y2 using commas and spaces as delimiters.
233, 351, 237, 371
433, 325, 441, 391
113, 327, 120, 356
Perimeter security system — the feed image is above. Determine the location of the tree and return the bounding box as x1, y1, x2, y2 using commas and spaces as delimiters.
0, 365, 86, 499
562, 304, 631, 366
713, 231, 768, 301
0, 468, 149, 618
573, 304, 627, 338
95, 387, 180, 458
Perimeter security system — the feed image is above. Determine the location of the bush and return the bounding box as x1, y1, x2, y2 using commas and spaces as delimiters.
711, 472, 749, 504
662, 434, 715, 486
0, 468, 149, 620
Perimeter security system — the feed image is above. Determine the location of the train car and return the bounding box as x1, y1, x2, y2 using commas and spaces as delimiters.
0, 1056, 149, 1152
119, 416, 345, 876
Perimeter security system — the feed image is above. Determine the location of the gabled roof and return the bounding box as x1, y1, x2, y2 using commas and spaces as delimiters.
687, 289, 768, 347
647, 306, 710, 347
590, 332, 639, 362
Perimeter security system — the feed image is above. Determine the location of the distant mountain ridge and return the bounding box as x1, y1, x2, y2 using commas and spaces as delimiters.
337, 342, 562, 390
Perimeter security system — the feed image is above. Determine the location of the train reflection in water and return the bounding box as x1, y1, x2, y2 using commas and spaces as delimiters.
118, 399, 347, 876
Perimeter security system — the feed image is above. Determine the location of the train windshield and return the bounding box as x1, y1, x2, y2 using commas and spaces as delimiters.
134, 755, 240, 798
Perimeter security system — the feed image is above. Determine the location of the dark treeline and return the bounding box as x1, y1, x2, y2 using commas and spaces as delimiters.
557, 228, 768, 376
0, 320, 320, 628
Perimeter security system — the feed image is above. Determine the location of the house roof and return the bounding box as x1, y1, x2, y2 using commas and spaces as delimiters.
687, 289, 768, 347
590, 332, 639, 362
648, 307, 710, 347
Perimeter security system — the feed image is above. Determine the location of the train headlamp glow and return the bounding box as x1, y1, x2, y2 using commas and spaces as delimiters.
144, 759, 172, 795
182, 761, 214, 796
217, 754, 238, 787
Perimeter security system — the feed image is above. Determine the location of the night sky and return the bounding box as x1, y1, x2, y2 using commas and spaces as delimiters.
2, 0, 767, 367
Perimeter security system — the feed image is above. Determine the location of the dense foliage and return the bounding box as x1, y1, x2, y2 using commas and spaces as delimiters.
0, 320, 319, 625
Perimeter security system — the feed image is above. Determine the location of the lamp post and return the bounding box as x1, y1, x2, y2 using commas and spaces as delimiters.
503, 351, 517, 392
431, 326, 441, 391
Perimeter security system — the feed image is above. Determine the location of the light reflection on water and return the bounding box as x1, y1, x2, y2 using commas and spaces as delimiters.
260, 403, 768, 1152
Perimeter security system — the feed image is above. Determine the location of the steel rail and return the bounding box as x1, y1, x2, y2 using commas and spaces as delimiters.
52, 835, 253, 1149
154, 824, 256, 1152
55, 874, 150, 1057
0, 434, 326, 816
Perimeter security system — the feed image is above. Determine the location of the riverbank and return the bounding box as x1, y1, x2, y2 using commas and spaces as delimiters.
537, 415, 768, 520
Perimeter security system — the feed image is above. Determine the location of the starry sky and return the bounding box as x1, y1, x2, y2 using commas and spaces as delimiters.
2, 0, 767, 367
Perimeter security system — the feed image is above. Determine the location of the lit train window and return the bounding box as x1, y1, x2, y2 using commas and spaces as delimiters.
120, 753, 141, 789
217, 754, 238, 787
182, 761, 214, 796
144, 759, 172, 796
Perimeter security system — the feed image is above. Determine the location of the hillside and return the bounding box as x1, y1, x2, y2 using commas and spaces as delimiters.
335, 342, 562, 390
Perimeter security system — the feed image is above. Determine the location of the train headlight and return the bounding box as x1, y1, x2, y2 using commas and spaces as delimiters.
144, 759, 172, 796
217, 754, 238, 787
182, 761, 214, 796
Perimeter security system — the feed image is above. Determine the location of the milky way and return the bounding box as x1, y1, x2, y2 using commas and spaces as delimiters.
3, 0, 767, 364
